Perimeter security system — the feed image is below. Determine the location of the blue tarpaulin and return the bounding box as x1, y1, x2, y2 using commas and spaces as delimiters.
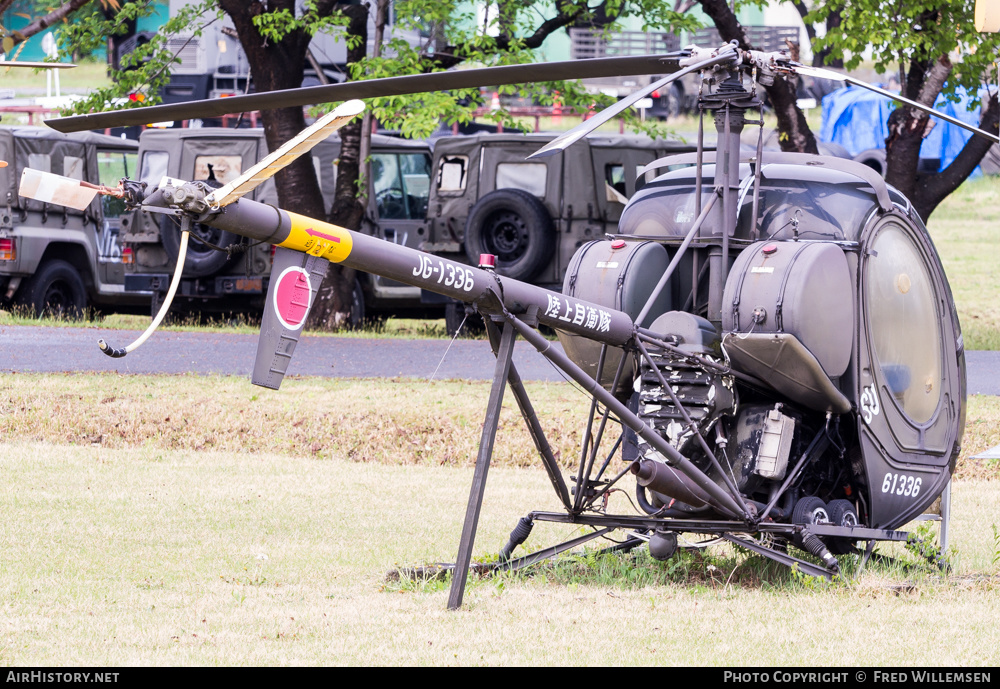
821, 85, 989, 174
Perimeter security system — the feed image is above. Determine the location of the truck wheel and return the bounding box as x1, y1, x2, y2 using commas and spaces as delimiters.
464, 188, 554, 282
660, 82, 683, 119
853, 148, 887, 178
445, 300, 484, 338
347, 277, 365, 330
17, 259, 87, 319
160, 212, 241, 278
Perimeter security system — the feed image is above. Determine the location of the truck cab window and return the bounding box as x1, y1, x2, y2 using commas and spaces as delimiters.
64, 156, 85, 180
496, 162, 547, 197
400, 152, 431, 219
436, 155, 468, 194
28, 153, 51, 174
140, 151, 169, 188
605, 163, 627, 203
605, 164, 626, 195
194, 155, 242, 185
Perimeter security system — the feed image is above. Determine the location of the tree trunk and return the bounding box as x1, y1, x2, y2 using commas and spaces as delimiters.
306, 3, 369, 330
767, 70, 818, 154
698, 0, 817, 154
789, 1, 844, 69
820, 11, 844, 69
884, 54, 949, 205
911, 92, 999, 221
220, 0, 322, 221
219, 0, 361, 329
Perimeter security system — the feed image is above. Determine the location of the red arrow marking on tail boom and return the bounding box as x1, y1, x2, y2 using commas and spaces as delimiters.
305, 228, 341, 243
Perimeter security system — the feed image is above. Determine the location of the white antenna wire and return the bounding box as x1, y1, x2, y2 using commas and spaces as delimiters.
98, 229, 190, 357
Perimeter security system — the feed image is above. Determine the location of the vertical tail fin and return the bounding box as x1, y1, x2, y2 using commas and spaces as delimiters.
252, 246, 330, 390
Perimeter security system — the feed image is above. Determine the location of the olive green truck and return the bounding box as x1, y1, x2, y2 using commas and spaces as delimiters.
0, 126, 142, 316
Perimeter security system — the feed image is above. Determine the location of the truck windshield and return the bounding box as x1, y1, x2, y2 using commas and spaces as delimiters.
372, 152, 431, 220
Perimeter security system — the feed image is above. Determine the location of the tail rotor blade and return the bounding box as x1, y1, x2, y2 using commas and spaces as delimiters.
252, 247, 330, 390
19, 168, 101, 211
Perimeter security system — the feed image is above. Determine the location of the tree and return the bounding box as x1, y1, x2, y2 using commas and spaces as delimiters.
1, 0, 97, 55
810, 0, 1000, 220
696, 0, 819, 155
698, 0, 1000, 221
52, 0, 220, 116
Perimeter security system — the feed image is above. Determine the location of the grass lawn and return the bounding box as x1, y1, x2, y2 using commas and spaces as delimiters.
924, 176, 1000, 351
0, 434, 997, 666
0, 372, 998, 665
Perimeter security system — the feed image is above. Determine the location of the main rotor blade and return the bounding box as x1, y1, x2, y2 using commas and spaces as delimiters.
529, 47, 738, 159
795, 64, 1000, 145
0, 60, 76, 69
205, 99, 365, 208
46, 53, 688, 134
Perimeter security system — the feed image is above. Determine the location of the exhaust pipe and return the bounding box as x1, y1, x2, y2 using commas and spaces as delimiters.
630, 458, 715, 509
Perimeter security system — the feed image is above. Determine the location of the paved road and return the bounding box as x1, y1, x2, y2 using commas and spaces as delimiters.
0, 325, 567, 382
1, 325, 997, 395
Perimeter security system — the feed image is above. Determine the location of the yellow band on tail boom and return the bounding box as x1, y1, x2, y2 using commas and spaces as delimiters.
279, 211, 354, 263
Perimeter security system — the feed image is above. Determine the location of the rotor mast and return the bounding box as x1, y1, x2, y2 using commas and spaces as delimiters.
699, 69, 759, 331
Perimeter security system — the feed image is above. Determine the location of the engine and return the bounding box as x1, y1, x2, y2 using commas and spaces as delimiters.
625, 310, 849, 522
625, 311, 738, 514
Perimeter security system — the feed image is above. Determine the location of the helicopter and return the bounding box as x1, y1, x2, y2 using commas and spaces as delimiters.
23, 41, 1000, 611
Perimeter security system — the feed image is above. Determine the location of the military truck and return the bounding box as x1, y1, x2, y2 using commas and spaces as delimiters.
123, 128, 433, 321
416, 132, 698, 331
124, 128, 695, 329
0, 126, 142, 317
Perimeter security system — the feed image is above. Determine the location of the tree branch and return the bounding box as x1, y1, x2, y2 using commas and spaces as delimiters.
426, 1, 592, 70
8, 0, 96, 46
914, 92, 999, 220
697, 0, 748, 49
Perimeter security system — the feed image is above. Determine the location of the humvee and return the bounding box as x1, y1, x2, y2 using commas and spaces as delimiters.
0, 126, 141, 316
123, 128, 433, 321
416, 132, 698, 330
